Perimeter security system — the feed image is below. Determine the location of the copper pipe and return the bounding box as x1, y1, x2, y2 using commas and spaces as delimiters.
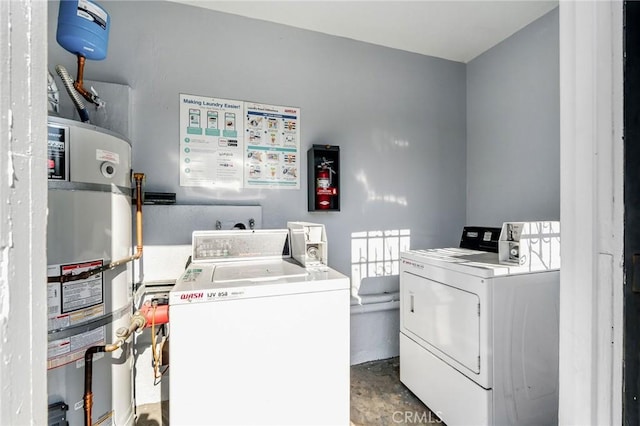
84, 346, 105, 426
83, 312, 146, 426
73, 55, 93, 104
133, 173, 144, 258
72, 55, 104, 108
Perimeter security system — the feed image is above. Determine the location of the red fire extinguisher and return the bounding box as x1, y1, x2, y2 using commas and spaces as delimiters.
316, 158, 336, 209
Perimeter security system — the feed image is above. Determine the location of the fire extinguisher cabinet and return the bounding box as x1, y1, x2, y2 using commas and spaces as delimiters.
308, 144, 340, 211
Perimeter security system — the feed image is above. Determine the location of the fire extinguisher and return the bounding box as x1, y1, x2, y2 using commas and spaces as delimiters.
316, 158, 336, 210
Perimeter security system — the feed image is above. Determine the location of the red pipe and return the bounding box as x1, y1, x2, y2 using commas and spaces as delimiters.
139, 301, 169, 327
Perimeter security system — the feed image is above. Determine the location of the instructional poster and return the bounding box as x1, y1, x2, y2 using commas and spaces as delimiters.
179, 94, 245, 188
179, 94, 300, 189
244, 102, 300, 189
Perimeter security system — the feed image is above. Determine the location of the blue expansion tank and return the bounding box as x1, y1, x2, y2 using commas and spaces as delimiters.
56, 0, 110, 61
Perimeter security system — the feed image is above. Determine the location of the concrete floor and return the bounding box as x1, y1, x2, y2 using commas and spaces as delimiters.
135, 357, 444, 425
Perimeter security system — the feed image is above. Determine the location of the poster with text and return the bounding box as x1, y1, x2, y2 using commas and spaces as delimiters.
179, 94, 245, 188
244, 102, 300, 189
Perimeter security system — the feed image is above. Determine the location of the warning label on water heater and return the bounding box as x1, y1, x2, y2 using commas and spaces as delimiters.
47, 259, 105, 331
47, 259, 107, 369
47, 326, 105, 370
47, 124, 68, 181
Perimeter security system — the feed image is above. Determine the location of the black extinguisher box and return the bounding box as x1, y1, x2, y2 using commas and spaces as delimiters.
308, 144, 340, 211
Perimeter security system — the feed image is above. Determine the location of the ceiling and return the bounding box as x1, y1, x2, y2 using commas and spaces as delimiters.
169, 1, 558, 63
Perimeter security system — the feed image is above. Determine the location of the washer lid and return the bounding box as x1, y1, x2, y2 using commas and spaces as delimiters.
213, 259, 308, 283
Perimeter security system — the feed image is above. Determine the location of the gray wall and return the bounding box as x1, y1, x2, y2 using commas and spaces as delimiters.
47, 0, 467, 277
466, 8, 559, 226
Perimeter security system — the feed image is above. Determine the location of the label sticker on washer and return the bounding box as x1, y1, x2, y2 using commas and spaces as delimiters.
483, 231, 493, 242
206, 288, 245, 301
96, 149, 120, 164
181, 268, 202, 282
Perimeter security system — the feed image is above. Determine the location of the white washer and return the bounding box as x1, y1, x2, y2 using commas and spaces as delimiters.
169, 229, 350, 426
400, 245, 560, 426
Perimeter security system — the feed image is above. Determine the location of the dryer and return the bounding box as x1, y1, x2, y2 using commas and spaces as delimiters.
400, 222, 560, 425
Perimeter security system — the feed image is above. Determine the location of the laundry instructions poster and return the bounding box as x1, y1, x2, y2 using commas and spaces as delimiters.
179, 94, 300, 189
244, 102, 300, 189
179, 94, 244, 188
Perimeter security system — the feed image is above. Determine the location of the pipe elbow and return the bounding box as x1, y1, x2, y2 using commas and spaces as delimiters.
131, 312, 147, 330
104, 341, 123, 353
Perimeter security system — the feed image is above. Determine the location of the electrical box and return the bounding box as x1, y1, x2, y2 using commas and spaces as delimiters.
308, 145, 340, 211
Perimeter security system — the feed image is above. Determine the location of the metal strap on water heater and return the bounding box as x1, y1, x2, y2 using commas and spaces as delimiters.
48, 181, 132, 196
47, 303, 132, 342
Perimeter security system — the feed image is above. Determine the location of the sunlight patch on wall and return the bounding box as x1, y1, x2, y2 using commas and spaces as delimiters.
351, 229, 411, 292
355, 170, 408, 206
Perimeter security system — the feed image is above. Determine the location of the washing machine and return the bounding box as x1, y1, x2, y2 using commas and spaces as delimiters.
399, 222, 560, 426
169, 227, 350, 426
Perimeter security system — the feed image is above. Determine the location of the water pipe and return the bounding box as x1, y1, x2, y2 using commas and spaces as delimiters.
73, 55, 105, 108
83, 311, 146, 426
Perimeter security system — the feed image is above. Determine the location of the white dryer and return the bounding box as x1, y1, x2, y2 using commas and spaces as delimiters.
169, 228, 350, 426
400, 222, 560, 426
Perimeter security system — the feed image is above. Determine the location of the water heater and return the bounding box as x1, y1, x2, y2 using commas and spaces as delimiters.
47, 116, 134, 426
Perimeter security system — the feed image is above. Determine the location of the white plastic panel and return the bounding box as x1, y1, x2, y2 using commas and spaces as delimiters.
402, 271, 480, 374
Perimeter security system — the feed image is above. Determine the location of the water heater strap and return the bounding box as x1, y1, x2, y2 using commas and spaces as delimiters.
47, 303, 131, 341
48, 181, 132, 196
